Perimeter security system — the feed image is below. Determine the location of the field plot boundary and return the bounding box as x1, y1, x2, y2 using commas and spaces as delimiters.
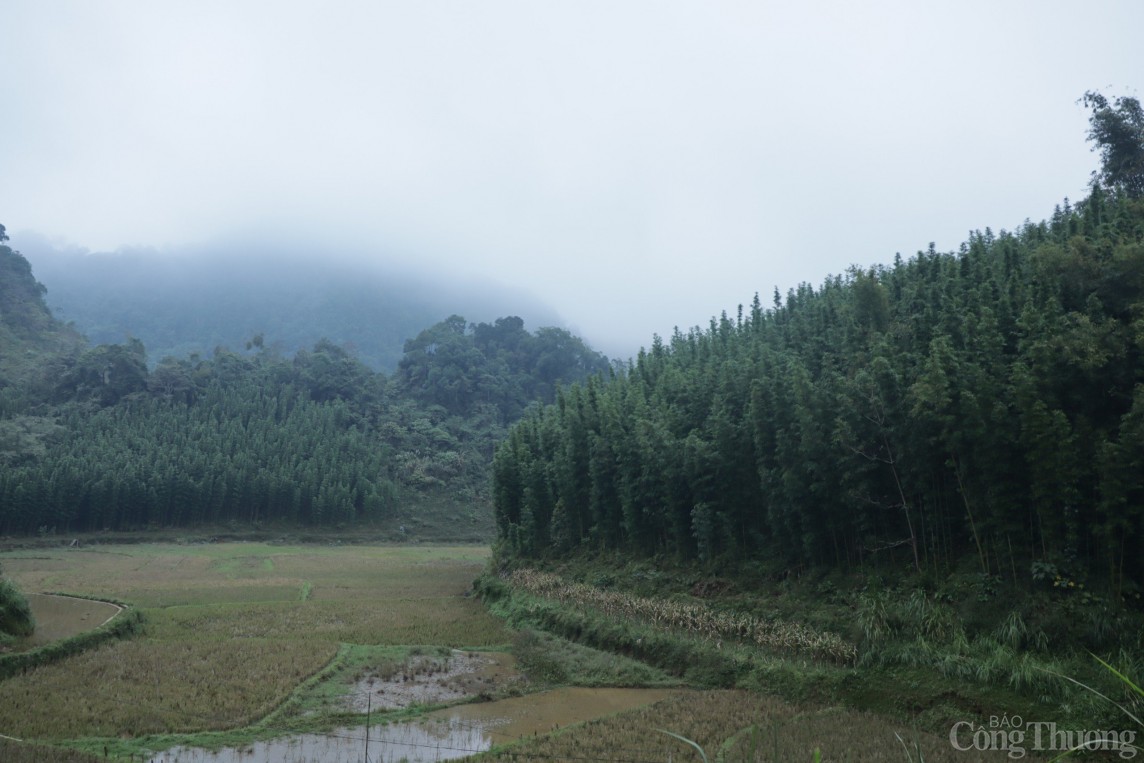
27, 592, 124, 632
0, 593, 141, 681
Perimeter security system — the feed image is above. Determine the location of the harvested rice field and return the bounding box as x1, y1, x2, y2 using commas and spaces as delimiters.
0, 543, 511, 757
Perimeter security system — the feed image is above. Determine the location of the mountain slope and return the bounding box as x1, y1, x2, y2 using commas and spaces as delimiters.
0, 228, 612, 538
0, 228, 85, 412
18, 237, 565, 372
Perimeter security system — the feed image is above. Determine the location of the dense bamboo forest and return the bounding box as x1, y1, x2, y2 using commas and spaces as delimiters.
493, 186, 1144, 598
0, 227, 609, 534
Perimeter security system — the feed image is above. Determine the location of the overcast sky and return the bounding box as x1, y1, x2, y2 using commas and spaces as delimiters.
2, 1, 1141, 358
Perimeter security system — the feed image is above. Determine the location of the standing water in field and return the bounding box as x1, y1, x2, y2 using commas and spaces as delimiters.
156, 687, 680, 762
156, 718, 488, 763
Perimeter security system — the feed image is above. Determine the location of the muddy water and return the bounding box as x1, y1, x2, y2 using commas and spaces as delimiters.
344, 650, 522, 712
156, 687, 680, 763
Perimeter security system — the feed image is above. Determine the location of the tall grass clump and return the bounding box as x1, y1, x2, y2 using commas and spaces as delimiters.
853, 585, 1084, 703
1036, 656, 1143, 760
0, 739, 101, 763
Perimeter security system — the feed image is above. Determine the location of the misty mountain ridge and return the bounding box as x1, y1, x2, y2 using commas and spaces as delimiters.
18, 235, 571, 371
2, 224, 614, 538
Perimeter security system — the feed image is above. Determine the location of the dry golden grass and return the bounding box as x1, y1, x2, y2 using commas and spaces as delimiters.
0, 637, 337, 739
108, 582, 302, 607
0, 547, 217, 600
146, 597, 508, 646
2, 544, 490, 602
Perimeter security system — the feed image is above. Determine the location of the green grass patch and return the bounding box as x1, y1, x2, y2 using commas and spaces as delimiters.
512, 628, 679, 688
145, 596, 507, 646
209, 554, 275, 578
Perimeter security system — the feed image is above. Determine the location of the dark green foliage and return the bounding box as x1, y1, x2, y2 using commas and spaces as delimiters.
493, 192, 1144, 604
54, 339, 149, 406
396, 314, 610, 422
0, 578, 35, 637
0, 241, 52, 337
1083, 90, 1144, 199
0, 344, 403, 532
0, 238, 86, 414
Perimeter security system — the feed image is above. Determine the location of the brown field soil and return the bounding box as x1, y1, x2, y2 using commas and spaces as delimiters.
22, 593, 122, 647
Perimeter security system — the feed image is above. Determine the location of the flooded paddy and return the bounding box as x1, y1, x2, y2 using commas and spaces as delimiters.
343, 649, 522, 711
156, 687, 681, 762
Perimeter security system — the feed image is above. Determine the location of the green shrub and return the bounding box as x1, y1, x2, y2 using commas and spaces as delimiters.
0, 578, 35, 637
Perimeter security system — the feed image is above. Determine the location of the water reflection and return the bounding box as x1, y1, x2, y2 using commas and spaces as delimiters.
159, 718, 488, 762
157, 687, 679, 763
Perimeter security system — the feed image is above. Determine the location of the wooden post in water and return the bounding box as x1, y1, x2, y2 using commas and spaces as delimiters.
364, 691, 371, 763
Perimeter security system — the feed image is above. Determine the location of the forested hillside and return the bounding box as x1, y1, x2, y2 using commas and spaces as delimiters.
492, 96, 1144, 606
398, 314, 612, 423
0, 225, 85, 404
0, 239, 609, 536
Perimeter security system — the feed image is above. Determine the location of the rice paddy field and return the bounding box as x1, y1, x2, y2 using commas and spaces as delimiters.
0, 543, 508, 752
22, 593, 122, 646
0, 542, 1024, 761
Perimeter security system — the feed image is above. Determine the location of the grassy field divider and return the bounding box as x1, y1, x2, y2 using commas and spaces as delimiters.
476, 573, 755, 688
251, 641, 353, 733
502, 568, 857, 664
0, 594, 142, 681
